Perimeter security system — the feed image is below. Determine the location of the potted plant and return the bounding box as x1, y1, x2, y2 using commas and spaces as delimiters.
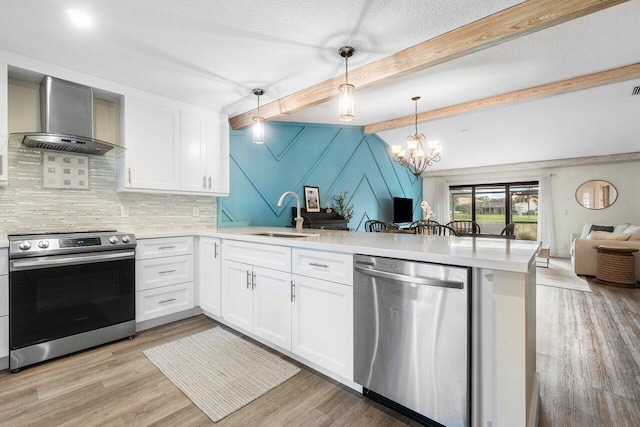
332, 191, 354, 225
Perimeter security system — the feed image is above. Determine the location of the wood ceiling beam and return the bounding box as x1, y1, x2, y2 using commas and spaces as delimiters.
229, 0, 628, 130
364, 62, 640, 134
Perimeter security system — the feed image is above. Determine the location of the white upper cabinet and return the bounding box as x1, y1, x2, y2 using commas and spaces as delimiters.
119, 96, 229, 196
180, 110, 208, 192
120, 96, 181, 191
180, 111, 229, 195
0, 62, 8, 186
206, 115, 229, 195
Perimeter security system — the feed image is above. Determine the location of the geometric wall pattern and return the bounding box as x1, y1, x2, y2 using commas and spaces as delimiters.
218, 121, 423, 231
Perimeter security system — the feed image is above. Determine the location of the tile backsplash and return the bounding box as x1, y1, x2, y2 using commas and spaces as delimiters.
0, 142, 217, 234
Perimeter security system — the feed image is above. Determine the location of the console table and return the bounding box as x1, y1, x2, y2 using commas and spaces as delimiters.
593, 245, 639, 286
291, 207, 348, 230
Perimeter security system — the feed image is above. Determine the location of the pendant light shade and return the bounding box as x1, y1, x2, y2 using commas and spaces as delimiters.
338, 46, 355, 122
252, 88, 265, 144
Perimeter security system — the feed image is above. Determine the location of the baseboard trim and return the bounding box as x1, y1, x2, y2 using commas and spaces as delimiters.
135, 307, 202, 332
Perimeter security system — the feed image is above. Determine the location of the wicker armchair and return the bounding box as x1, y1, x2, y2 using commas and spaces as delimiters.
364, 220, 399, 233
446, 220, 481, 235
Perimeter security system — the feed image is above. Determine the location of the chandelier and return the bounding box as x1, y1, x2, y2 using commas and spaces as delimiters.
392, 96, 442, 176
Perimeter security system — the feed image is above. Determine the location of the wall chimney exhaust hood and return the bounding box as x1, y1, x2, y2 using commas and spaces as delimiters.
10, 76, 123, 156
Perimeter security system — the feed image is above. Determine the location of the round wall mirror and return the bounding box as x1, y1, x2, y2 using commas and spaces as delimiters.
575, 180, 617, 210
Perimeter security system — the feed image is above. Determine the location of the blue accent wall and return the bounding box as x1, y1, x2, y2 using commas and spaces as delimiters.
218, 121, 423, 231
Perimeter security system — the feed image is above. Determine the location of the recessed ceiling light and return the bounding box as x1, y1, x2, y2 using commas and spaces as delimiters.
66, 9, 93, 29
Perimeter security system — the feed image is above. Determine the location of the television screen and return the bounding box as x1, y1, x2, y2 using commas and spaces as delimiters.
393, 197, 413, 223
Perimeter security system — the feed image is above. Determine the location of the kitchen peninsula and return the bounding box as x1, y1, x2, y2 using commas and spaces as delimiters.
1, 228, 539, 427
137, 227, 540, 427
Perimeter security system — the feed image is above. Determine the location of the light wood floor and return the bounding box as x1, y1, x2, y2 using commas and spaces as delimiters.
1, 278, 639, 426
537, 279, 640, 426
0, 316, 419, 426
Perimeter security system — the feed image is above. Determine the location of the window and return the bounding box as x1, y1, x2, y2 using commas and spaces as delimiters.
450, 181, 539, 240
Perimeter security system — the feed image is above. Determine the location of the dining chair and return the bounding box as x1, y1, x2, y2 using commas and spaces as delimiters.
411, 223, 457, 236
446, 220, 481, 235
364, 220, 399, 232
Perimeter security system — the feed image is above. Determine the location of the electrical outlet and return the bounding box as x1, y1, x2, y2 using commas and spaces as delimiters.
120, 205, 129, 217
192, 206, 200, 217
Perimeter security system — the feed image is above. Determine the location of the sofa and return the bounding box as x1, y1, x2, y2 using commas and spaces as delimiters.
571, 223, 640, 281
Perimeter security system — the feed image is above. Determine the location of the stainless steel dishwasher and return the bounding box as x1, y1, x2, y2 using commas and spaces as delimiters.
354, 254, 471, 427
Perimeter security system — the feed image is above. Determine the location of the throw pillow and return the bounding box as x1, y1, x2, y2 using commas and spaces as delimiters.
590, 224, 614, 233
624, 224, 640, 240
613, 223, 630, 233
579, 222, 593, 239
587, 231, 631, 241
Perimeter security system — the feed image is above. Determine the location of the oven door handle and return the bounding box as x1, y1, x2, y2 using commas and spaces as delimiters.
10, 250, 136, 271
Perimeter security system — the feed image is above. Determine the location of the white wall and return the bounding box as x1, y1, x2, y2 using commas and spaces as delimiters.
423, 158, 640, 258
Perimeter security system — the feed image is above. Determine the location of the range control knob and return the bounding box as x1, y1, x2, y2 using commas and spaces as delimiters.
38, 240, 50, 249
19, 241, 32, 250
109, 236, 119, 244
121, 235, 131, 243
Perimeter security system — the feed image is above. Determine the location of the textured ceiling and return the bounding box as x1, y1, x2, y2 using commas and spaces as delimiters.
0, 0, 638, 170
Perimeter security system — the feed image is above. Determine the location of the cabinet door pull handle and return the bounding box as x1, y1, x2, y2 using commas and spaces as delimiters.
158, 269, 176, 274
252, 271, 256, 290
309, 262, 329, 268
246, 270, 251, 289
203, 175, 207, 189
291, 280, 295, 302
158, 245, 176, 250
128, 168, 132, 184
214, 242, 219, 258
159, 298, 176, 304
208, 176, 212, 189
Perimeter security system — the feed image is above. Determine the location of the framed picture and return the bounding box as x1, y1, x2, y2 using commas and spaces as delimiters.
304, 186, 321, 212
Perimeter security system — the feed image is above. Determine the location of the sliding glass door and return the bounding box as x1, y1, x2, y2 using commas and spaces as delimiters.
450, 182, 539, 240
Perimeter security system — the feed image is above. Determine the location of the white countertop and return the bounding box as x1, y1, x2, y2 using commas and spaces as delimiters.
140, 226, 539, 273
2, 227, 540, 273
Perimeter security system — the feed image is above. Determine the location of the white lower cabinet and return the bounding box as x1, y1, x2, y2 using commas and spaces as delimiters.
198, 237, 221, 317
136, 282, 194, 322
222, 259, 292, 351
291, 273, 353, 380
135, 237, 195, 323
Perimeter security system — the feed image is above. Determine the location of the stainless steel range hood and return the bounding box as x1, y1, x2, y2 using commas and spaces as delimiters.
10, 76, 123, 156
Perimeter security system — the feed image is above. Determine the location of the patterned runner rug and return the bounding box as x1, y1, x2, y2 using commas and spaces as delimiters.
144, 327, 300, 422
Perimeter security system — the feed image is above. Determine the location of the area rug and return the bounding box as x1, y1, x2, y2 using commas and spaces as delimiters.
537, 258, 592, 292
143, 327, 300, 422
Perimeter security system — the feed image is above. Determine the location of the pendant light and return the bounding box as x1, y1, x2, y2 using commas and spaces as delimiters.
392, 96, 442, 176
338, 46, 355, 122
252, 88, 265, 144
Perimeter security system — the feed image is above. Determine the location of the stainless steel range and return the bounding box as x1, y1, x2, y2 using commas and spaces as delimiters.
8, 230, 136, 372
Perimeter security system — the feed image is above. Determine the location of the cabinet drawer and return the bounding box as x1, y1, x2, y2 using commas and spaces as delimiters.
0, 249, 7, 276
0, 275, 7, 316
292, 248, 353, 285
136, 236, 193, 260
136, 254, 194, 291
222, 240, 291, 272
136, 282, 194, 322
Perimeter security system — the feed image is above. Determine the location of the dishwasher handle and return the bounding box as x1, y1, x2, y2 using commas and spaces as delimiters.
354, 265, 464, 289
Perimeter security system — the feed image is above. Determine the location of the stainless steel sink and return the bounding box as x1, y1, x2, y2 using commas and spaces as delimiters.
248, 231, 319, 239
